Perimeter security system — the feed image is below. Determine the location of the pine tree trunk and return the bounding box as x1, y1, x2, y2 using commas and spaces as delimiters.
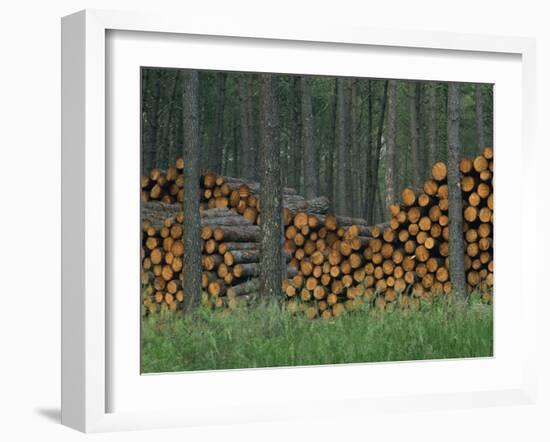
327, 79, 338, 211
247, 76, 258, 180
164, 72, 180, 166
475, 84, 485, 152
301, 76, 319, 199
258, 73, 283, 299
409, 81, 421, 188
182, 71, 202, 309
238, 74, 252, 179
148, 70, 161, 170
290, 76, 302, 193
427, 82, 437, 166
366, 81, 388, 224
385, 80, 397, 209
336, 78, 348, 216
447, 82, 467, 299
212, 73, 227, 173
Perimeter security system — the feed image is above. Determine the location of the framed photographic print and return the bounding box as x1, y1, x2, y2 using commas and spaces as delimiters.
61, 9, 537, 433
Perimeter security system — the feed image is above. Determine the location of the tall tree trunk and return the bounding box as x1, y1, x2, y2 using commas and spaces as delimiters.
164, 71, 180, 166
366, 80, 388, 224
409, 81, 421, 188
475, 84, 485, 152
350, 80, 361, 216
363, 80, 373, 219
289, 76, 302, 192
181, 71, 202, 310
247, 76, 258, 180
148, 70, 161, 169
336, 78, 349, 216
327, 79, 338, 211
427, 82, 437, 166
212, 72, 227, 173
258, 74, 283, 299
385, 80, 397, 209
343, 80, 353, 214
238, 74, 252, 179
447, 82, 467, 300
300, 76, 319, 199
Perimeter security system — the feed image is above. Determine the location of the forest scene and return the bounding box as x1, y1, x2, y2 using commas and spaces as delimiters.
140, 68, 494, 373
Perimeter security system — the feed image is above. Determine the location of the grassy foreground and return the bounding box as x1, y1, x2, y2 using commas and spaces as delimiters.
141, 297, 493, 373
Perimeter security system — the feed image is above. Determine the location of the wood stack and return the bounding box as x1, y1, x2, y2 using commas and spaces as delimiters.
141, 159, 185, 204
282, 147, 494, 317
141, 148, 494, 317
141, 206, 295, 314
141, 160, 330, 225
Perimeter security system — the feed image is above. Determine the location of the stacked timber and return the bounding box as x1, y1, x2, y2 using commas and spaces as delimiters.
141, 160, 329, 225
141, 148, 493, 317
282, 212, 382, 320
282, 147, 494, 317
141, 206, 296, 314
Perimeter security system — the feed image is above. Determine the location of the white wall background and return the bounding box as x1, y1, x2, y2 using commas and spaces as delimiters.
0, 1, 547, 441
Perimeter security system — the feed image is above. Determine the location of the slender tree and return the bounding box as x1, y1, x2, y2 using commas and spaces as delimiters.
211, 72, 227, 173
148, 70, 161, 170
366, 80, 388, 224
289, 76, 302, 192
247, 76, 258, 180
326, 79, 338, 210
300, 76, 319, 199
362, 80, 373, 219
447, 82, 467, 300
258, 73, 283, 299
181, 71, 202, 310
385, 80, 397, 209
335, 78, 348, 215
409, 81, 421, 188
164, 71, 181, 166
427, 82, 437, 166
475, 84, 485, 152
238, 74, 252, 179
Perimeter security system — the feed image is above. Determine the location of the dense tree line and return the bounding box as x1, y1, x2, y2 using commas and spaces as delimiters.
141, 68, 493, 224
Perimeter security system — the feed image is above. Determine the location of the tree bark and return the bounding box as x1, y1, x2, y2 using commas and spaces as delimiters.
181, 71, 202, 310
148, 70, 161, 170
475, 84, 485, 152
247, 75, 258, 180
301, 76, 319, 199
212, 72, 227, 173
427, 82, 437, 167
409, 81, 421, 188
164, 71, 180, 167
336, 78, 351, 216
289, 76, 301, 192
258, 73, 283, 299
238, 74, 252, 179
366, 81, 388, 224
385, 80, 397, 209
447, 82, 468, 299
326, 79, 338, 211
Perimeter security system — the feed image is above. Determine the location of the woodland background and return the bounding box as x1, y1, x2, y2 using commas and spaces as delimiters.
141, 69, 493, 223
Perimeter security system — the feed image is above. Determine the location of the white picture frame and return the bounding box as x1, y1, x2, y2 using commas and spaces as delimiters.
61, 9, 537, 433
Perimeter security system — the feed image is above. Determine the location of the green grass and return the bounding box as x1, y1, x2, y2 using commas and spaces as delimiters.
141, 297, 493, 373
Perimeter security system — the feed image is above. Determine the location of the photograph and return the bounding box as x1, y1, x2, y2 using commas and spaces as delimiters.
139, 68, 494, 373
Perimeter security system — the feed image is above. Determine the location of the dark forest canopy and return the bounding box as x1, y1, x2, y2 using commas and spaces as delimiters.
141, 68, 493, 223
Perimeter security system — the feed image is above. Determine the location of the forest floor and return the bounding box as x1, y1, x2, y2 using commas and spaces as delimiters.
141, 295, 493, 373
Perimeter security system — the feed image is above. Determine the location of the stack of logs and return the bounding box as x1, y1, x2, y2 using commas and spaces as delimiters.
141, 206, 293, 314
283, 147, 493, 318
141, 148, 493, 317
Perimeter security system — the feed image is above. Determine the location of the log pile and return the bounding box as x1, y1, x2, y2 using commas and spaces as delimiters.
141, 161, 330, 222
142, 207, 257, 313
281, 147, 494, 317
141, 148, 493, 317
